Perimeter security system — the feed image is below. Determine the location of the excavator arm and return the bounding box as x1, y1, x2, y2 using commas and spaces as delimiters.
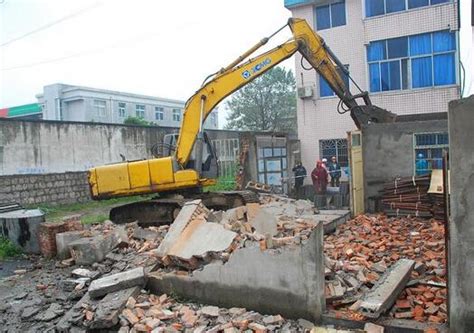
176, 18, 396, 167
88, 18, 395, 199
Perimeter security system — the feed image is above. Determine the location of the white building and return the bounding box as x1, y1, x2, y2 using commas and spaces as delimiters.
284, 0, 461, 171
36, 83, 219, 129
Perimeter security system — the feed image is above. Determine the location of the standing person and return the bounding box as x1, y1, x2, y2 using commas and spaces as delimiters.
292, 161, 307, 199
311, 160, 328, 194
416, 153, 429, 175
328, 156, 341, 187
321, 158, 328, 171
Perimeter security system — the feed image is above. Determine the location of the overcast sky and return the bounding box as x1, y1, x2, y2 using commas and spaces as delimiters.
1, 0, 472, 124
0, 0, 295, 126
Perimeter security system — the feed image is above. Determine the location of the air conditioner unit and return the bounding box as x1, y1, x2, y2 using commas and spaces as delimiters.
297, 86, 313, 99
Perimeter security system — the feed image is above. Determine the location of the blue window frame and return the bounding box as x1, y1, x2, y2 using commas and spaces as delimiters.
366, 0, 450, 17
315, 1, 346, 30
414, 132, 448, 175
367, 30, 456, 92
320, 65, 350, 97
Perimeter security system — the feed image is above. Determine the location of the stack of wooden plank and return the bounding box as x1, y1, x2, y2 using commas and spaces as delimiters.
381, 175, 433, 218
430, 193, 446, 221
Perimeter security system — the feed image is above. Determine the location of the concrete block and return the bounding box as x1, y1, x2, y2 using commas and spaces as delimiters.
69, 236, 108, 265
0, 209, 44, 254
148, 221, 325, 322
56, 231, 87, 259
69, 226, 128, 265
88, 267, 146, 299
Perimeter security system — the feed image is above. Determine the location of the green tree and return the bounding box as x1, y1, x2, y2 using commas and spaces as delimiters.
123, 116, 154, 126
225, 67, 297, 132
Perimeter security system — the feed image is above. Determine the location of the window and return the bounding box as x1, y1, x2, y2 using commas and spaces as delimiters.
414, 132, 448, 175
366, 0, 450, 17
155, 106, 164, 121
136, 104, 145, 118
257, 144, 288, 192
118, 102, 126, 118
367, 30, 456, 92
320, 65, 350, 97
93, 100, 106, 117
172, 108, 181, 122
315, 1, 346, 30
319, 139, 348, 167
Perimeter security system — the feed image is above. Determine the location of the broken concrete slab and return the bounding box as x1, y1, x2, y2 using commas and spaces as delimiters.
34, 303, 64, 321
148, 220, 325, 322
56, 231, 88, 260
132, 227, 159, 241
72, 268, 100, 280
359, 259, 415, 318
167, 219, 237, 260
251, 209, 278, 236
90, 286, 141, 329
88, 267, 146, 299
156, 200, 208, 257
364, 322, 384, 333
56, 292, 93, 332
155, 200, 237, 264
245, 203, 261, 223
69, 227, 128, 265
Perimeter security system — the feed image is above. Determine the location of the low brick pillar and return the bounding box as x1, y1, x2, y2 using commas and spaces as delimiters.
38, 218, 83, 257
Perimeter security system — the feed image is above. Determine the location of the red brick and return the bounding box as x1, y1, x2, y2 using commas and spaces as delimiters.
413, 305, 424, 318
428, 315, 444, 323
395, 299, 411, 309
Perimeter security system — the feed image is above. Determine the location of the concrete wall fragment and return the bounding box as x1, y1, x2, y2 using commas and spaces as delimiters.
448, 95, 474, 332
148, 221, 325, 322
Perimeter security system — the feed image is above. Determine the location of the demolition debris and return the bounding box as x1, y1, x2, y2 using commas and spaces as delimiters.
0, 193, 448, 332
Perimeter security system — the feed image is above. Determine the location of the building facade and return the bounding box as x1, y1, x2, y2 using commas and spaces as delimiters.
284, 0, 460, 175
35, 83, 218, 129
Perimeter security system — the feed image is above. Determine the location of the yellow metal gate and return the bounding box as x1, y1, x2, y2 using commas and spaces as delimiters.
348, 130, 364, 216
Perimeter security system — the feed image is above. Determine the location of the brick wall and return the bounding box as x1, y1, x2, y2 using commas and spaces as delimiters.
0, 172, 90, 205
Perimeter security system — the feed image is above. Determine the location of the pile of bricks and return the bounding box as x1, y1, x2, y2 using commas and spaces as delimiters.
324, 214, 446, 323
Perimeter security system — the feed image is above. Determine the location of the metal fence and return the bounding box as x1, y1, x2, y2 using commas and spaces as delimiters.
212, 138, 239, 178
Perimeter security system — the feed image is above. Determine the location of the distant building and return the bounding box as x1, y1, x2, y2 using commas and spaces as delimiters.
32, 83, 218, 129
0, 103, 42, 119
284, 0, 461, 174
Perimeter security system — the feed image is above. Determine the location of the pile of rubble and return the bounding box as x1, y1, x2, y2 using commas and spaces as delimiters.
154, 196, 319, 271
116, 292, 323, 333
324, 214, 446, 323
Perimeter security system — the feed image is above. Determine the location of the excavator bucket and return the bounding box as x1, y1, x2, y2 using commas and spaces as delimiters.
351, 105, 397, 128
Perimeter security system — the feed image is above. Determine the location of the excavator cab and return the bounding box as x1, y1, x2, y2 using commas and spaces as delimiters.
162, 132, 219, 179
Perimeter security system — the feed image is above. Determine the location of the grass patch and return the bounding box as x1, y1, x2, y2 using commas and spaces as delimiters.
206, 176, 236, 192
81, 214, 109, 225
0, 237, 22, 259
27, 196, 149, 221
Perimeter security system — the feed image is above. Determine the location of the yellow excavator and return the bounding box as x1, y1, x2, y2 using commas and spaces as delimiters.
88, 18, 395, 225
